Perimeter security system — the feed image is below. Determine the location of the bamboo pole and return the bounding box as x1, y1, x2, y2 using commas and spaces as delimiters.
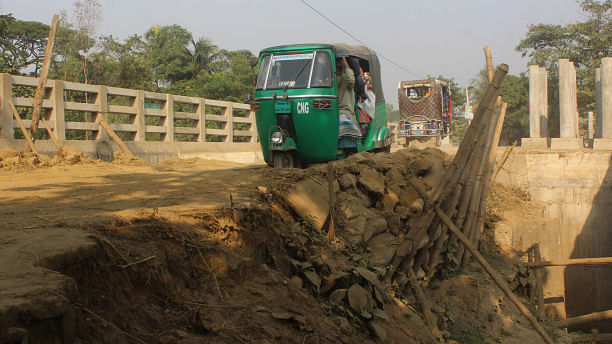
533, 244, 545, 315
407, 268, 441, 340
26, 14, 58, 152
431, 64, 508, 204
9, 101, 37, 154
95, 115, 135, 158
553, 310, 612, 328
384, 210, 434, 282
484, 46, 494, 83
570, 333, 612, 342
524, 257, 612, 268
463, 101, 508, 264
456, 100, 504, 265
407, 178, 554, 344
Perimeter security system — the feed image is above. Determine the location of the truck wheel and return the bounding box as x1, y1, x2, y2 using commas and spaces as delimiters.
273, 152, 296, 168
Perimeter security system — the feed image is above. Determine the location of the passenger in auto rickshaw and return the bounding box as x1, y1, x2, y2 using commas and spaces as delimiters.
336, 57, 362, 149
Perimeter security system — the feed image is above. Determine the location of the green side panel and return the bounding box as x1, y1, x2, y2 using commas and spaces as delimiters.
255, 100, 276, 163
357, 102, 388, 152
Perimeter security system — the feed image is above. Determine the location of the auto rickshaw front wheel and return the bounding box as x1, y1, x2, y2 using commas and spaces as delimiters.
272, 151, 297, 168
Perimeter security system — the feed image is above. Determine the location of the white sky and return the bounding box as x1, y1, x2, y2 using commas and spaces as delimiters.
1, 0, 585, 106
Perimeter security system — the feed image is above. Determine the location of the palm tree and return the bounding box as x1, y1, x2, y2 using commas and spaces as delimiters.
185, 37, 217, 78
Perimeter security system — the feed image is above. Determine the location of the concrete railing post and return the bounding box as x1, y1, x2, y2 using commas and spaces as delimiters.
551, 59, 583, 149
0, 73, 13, 139
164, 94, 174, 142
523, 66, 549, 148
248, 110, 257, 143
559, 59, 578, 138
225, 103, 233, 143
601, 57, 612, 139
198, 98, 206, 142
594, 57, 612, 150
50, 79, 65, 140
95, 85, 108, 140
135, 90, 145, 141
529, 65, 548, 138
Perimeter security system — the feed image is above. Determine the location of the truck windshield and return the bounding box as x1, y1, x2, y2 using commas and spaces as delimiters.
256, 52, 332, 90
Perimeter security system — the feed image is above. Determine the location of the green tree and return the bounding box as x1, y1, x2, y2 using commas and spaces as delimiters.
0, 18, 49, 75
516, 0, 611, 137
430, 76, 467, 145
185, 37, 217, 78
144, 24, 192, 87
93, 34, 152, 90
467, 67, 529, 145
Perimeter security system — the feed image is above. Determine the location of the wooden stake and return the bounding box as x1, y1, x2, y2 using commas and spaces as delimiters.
9, 101, 37, 154
533, 244, 545, 315
326, 163, 336, 241
119, 255, 155, 269
407, 268, 441, 340
26, 14, 58, 152
492, 140, 517, 182
569, 332, 612, 342
524, 257, 612, 267
408, 178, 555, 344
95, 115, 135, 158
82, 307, 149, 344
553, 310, 612, 328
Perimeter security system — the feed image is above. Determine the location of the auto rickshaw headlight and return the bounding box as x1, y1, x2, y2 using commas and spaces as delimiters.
270, 131, 284, 144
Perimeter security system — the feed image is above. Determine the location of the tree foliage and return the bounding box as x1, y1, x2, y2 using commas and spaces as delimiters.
0, 17, 49, 75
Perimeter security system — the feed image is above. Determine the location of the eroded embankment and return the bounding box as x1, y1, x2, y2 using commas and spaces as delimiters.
0, 148, 556, 343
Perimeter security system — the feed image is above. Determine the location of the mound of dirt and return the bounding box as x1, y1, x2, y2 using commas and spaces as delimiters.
487, 182, 530, 211
0, 147, 96, 171
112, 152, 148, 166
0, 148, 558, 343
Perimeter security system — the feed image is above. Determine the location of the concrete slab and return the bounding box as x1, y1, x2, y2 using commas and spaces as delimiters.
593, 138, 612, 150
550, 137, 584, 150
521, 137, 548, 148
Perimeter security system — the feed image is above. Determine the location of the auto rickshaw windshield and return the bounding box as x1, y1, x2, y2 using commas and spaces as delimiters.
256, 51, 332, 90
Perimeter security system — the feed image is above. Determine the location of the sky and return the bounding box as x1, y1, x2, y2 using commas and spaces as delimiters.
1, 0, 586, 107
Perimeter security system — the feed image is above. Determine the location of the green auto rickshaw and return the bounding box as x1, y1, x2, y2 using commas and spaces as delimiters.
252, 43, 393, 168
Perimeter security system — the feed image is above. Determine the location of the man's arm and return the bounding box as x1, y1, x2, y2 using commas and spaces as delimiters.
342, 58, 355, 90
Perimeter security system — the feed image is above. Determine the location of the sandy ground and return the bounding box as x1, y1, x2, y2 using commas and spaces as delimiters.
0, 158, 265, 228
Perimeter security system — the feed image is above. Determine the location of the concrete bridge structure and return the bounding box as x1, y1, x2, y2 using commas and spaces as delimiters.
0, 73, 263, 163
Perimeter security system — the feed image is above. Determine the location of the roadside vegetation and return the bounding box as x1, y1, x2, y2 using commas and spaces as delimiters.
0, 0, 609, 144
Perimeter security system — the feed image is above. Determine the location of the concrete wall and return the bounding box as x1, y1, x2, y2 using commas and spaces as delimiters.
495, 149, 612, 328
0, 139, 263, 164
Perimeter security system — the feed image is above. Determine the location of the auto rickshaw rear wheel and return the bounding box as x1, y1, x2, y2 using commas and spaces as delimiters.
272, 151, 296, 168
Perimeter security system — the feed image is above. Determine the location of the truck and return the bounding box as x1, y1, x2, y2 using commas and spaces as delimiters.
397, 79, 452, 147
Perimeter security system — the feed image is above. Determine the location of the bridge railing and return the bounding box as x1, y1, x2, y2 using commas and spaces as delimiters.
0, 73, 257, 145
